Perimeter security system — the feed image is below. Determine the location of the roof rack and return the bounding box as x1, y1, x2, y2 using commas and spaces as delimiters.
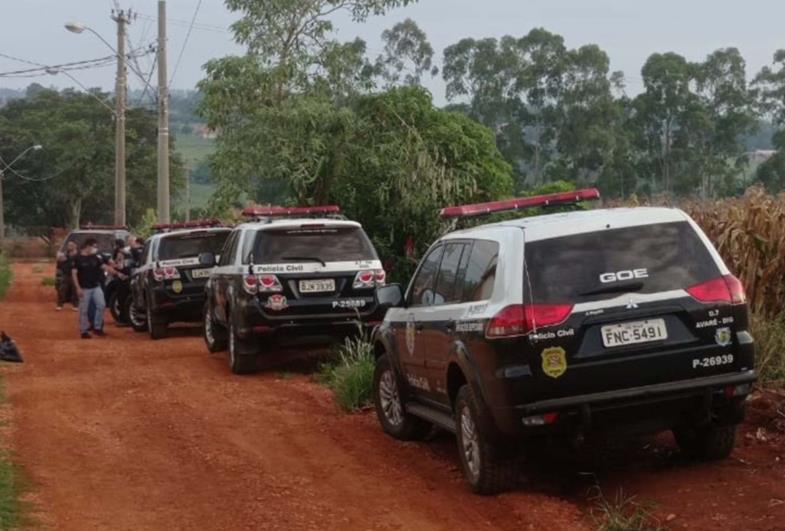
153, 219, 224, 233
241, 205, 345, 222
439, 188, 601, 219
79, 223, 129, 230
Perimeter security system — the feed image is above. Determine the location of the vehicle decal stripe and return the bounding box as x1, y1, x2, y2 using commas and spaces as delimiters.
252, 260, 383, 274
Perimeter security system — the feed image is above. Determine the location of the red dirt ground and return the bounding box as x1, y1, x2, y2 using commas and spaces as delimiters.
1, 262, 785, 530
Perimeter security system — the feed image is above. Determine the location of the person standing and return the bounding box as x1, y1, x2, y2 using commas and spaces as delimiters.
56, 240, 79, 311
71, 238, 108, 338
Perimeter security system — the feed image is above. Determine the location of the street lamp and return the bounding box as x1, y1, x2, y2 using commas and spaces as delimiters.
0, 144, 43, 242
65, 18, 128, 226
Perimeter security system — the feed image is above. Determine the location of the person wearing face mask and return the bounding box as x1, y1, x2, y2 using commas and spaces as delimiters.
71, 238, 109, 338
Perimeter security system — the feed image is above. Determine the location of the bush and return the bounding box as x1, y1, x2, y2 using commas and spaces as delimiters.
319, 329, 375, 411
0, 254, 11, 301
751, 313, 785, 386
40, 277, 55, 287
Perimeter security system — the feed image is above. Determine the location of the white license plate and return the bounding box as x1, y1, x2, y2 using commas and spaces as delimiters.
299, 279, 335, 293
191, 268, 212, 279
601, 318, 667, 348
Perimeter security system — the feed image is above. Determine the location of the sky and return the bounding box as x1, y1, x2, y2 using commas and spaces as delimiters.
1, 0, 784, 106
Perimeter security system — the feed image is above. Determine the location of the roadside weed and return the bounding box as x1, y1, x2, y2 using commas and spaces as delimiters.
319, 327, 375, 411
40, 277, 56, 287
589, 488, 664, 531
0, 254, 11, 301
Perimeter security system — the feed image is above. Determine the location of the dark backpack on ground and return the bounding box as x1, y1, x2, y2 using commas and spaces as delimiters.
0, 332, 23, 363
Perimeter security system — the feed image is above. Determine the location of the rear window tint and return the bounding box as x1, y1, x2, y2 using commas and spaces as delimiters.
158, 231, 230, 261
254, 226, 377, 263
525, 221, 720, 303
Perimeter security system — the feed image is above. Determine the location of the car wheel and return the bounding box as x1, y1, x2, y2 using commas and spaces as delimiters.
147, 303, 167, 340
372, 354, 431, 441
673, 424, 737, 461
126, 297, 147, 332
228, 320, 256, 375
454, 385, 518, 495
203, 302, 227, 353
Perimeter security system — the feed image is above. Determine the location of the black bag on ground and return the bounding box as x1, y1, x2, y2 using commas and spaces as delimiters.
0, 332, 23, 363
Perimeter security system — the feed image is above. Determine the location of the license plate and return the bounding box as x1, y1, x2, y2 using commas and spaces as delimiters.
601, 318, 667, 348
299, 279, 335, 293
191, 268, 211, 279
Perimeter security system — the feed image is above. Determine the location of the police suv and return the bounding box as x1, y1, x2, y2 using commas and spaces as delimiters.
371, 189, 756, 494
202, 205, 387, 374
128, 220, 230, 339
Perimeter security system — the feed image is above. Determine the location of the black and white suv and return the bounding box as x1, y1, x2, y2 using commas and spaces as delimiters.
372, 189, 756, 494
128, 220, 230, 339
202, 205, 388, 374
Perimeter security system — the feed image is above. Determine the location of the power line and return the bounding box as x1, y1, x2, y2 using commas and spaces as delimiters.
0, 55, 116, 77
170, 0, 203, 86
136, 12, 228, 34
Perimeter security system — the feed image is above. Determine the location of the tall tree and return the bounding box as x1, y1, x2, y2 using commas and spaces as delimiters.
754, 49, 785, 190
375, 18, 438, 88
0, 87, 184, 229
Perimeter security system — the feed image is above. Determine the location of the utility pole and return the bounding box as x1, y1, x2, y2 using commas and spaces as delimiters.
113, 9, 130, 226
157, 0, 170, 224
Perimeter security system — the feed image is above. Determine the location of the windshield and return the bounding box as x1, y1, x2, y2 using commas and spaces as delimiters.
157, 231, 230, 261
252, 226, 377, 264
525, 221, 720, 303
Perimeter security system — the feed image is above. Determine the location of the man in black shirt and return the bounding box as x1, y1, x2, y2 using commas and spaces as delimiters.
71, 238, 108, 338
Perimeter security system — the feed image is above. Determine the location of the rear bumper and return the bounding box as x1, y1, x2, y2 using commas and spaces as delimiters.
493, 370, 756, 438
150, 287, 205, 322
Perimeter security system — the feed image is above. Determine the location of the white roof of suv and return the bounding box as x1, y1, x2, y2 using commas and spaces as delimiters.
444, 207, 690, 243
235, 218, 362, 231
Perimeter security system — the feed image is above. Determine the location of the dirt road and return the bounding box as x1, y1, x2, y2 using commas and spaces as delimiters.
2, 262, 785, 530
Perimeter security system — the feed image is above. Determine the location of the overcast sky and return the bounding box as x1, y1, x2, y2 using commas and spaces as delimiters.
1, 0, 783, 105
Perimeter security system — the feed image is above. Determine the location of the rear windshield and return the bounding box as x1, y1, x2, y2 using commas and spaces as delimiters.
253, 226, 377, 264
64, 233, 118, 253
525, 221, 720, 303
158, 231, 230, 261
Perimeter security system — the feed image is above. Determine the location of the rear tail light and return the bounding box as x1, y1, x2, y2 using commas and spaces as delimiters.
485, 304, 574, 339
242, 274, 259, 295
258, 274, 283, 293
153, 266, 180, 282
687, 275, 746, 305
353, 269, 386, 289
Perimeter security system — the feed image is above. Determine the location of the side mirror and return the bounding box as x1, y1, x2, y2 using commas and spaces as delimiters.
376, 283, 405, 310
198, 252, 217, 268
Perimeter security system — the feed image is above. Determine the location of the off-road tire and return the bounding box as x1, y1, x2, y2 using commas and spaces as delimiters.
373, 354, 431, 441
673, 424, 737, 461
126, 297, 147, 332
203, 302, 228, 353
228, 320, 256, 375
147, 304, 168, 340
454, 385, 518, 495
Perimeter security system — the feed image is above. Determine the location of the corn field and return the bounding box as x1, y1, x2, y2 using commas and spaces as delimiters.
681, 187, 785, 320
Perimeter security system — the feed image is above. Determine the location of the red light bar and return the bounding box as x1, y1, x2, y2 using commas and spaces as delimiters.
79, 223, 129, 230
153, 219, 223, 231
439, 188, 601, 219
242, 205, 341, 217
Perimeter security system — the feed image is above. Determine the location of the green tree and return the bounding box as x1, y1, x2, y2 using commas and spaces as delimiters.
0, 87, 184, 230
375, 18, 438, 88
754, 49, 785, 190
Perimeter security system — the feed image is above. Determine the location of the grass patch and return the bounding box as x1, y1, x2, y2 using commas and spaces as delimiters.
0, 254, 11, 301
0, 377, 31, 529
40, 277, 55, 287
30, 266, 42, 274
751, 312, 785, 386
277, 371, 295, 380
589, 488, 664, 531
318, 330, 375, 411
